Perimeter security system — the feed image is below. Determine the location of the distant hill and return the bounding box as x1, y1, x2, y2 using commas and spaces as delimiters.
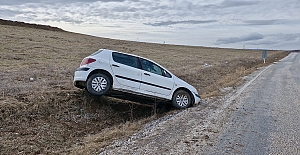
288, 50, 300, 52
0, 19, 65, 32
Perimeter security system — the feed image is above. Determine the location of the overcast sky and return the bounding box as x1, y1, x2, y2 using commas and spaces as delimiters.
1, 0, 299, 50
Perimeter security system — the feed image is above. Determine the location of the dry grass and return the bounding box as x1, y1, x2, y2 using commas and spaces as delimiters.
69, 117, 154, 155
0, 22, 289, 155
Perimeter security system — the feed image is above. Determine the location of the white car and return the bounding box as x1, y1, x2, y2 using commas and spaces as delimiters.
74, 49, 201, 108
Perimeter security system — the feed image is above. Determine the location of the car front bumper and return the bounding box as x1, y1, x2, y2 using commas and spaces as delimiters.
193, 92, 201, 104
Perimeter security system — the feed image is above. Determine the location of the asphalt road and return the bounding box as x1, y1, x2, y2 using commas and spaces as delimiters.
208, 52, 300, 154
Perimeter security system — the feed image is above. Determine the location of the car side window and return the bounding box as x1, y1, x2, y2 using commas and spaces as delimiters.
112, 52, 138, 68
163, 70, 172, 78
140, 58, 171, 78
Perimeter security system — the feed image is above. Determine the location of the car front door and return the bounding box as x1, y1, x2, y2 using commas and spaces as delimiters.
111, 52, 141, 90
139, 58, 174, 96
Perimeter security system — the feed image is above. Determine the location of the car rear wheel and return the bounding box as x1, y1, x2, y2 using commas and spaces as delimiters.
86, 73, 111, 96
172, 90, 192, 108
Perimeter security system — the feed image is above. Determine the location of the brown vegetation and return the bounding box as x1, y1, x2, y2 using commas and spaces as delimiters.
0, 19, 289, 154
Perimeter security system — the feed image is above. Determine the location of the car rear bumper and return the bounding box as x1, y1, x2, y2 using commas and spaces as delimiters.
73, 67, 91, 88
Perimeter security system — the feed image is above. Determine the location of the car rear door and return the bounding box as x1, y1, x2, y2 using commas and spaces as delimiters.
139, 58, 174, 96
111, 52, 141, 89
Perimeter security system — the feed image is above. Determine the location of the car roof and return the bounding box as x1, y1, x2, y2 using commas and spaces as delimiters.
100, 48, 145, 59
101, 49, 157, 64
100, 48, 172, 73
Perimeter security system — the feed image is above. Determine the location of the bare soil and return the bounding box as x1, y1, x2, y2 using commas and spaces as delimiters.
0, 19, 289, 154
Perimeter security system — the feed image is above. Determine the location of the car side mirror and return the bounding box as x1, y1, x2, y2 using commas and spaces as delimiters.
163, 70, 168, 77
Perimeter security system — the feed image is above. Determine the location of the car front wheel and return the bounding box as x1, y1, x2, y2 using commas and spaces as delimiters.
86, 73, 111, 96
172, 90, 192, 108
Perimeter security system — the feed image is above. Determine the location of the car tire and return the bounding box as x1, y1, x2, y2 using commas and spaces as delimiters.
86, 73, 111, 96
172, 90, 192, 108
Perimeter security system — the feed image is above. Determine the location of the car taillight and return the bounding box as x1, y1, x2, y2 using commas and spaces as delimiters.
80, 58, 96, 66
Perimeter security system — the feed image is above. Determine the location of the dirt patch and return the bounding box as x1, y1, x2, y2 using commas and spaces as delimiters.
0, 19, 289, 154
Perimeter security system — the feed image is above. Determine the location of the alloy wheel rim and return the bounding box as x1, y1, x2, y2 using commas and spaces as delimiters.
91, 77, 107, 92
176, 94, 189, 107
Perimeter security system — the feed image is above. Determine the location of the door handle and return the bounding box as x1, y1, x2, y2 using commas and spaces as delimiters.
112, 64, 119, 67
144, 73, 151, 76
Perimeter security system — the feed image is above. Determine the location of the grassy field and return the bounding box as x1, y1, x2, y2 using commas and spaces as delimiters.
0, 21, 289, 154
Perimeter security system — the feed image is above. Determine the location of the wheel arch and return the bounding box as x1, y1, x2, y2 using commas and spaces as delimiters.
173, 87, 195, 106
88, 69, 113, 85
